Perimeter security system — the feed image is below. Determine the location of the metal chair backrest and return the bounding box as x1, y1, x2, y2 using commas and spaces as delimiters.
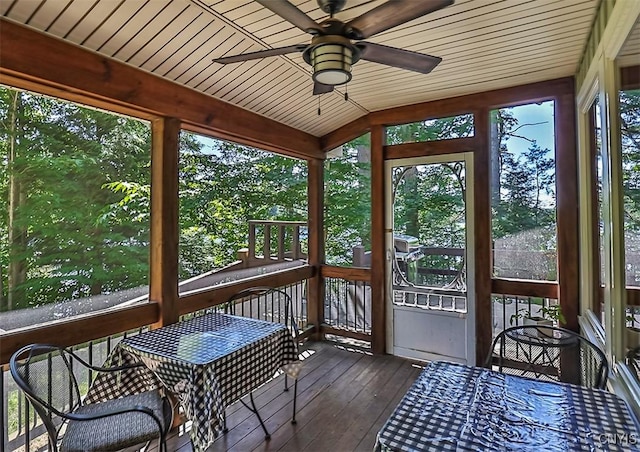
223, 286, 302, 428
223, 286, 300, 339
10, 344, 88, 449
486, 325, 609, 389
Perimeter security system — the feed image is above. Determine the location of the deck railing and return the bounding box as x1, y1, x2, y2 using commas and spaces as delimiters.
239, 220, 307, 268
491, 293, 559, 339
2, 268, 313, 452
321, 266, 372, 344
181, 280, 308, 333
2, 328, 148, 452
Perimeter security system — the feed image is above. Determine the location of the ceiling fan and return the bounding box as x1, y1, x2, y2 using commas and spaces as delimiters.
212, 0, 454, 95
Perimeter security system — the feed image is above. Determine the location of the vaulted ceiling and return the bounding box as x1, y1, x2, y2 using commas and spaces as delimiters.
620, 17, 640, 65
1, 0, 599, 137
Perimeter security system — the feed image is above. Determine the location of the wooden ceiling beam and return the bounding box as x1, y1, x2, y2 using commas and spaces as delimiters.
621, 65, 640, 90
384, 136, 478, 160
319, 78, 574, 152
320, 115, 371, 153
369, 78, 574, 127
0, 19, 321, 160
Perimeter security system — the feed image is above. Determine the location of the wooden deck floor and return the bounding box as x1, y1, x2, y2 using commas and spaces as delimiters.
156, 341, 423, 452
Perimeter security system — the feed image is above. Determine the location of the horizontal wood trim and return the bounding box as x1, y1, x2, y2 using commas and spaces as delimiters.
590, 286, 640, 306
384, 136, 478, 160
369, 78, 574, 127
423, 247, 465, 256
178, 265, 315, 315
419, 268, 459, 276
321, 325, 372, 343
320, 79, 572, 149
0, 303, 159, 365
492, 278, 559, 299
0, 266, 319, 365
320, 265, 371, 281
0, 19, 321, 160
320, 115, 370, 153
620, 65, 640, 91
0, 72, 155, 122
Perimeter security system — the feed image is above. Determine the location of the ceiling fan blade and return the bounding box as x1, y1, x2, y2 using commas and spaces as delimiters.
313, 81, 334, 95
255, 0, 323, 35
345, 0, 454, 39
213, 44, 307, 64
357, 42, 441, 74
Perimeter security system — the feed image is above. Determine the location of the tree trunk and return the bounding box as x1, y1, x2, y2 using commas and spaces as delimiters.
7, 90, 28, 310
490, 110, 501, 206
405, 166, 419, 238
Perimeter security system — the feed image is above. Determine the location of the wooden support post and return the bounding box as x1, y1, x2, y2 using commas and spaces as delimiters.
150, 117, 180, 328
556, 85, 580, 332
370, 125, 386, 354
307, 158, 325, 340
474, 109, 493, 365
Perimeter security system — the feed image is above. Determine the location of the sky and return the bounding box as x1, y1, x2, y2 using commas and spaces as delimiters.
504, 100, 555, 157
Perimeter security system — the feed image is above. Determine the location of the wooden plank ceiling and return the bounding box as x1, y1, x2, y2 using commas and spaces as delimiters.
1, 0, 599, 137
620, 17, 640, 67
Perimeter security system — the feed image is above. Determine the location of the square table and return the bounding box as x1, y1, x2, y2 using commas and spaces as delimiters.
375, 361, 640, 451
86, 312, 299, 451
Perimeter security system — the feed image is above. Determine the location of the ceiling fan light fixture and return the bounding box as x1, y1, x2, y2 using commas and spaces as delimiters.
310, 42, 352, 86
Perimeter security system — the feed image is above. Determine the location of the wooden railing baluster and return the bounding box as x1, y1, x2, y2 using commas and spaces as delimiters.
292, 226, 300, 260
278, 225, 286, 260
249, 222, 256, 260
263, 224, 271, 261
242, 220, 307, 268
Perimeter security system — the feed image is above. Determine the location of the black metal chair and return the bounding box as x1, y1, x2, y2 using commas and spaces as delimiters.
222, 286, 301, 438
10, 344, 172, 452
627, 346, 640, 381
485, 325, 609, 389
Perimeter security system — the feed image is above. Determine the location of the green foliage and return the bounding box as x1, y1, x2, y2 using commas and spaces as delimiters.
178, 133, 308, 278
488, 105, 558, 281
620, 89, 640, 233
0, 88, 150, 309
2, 84, 635, 312
324, 134, 371, 266
386, 114, 474, 145
394, 163, 466, 249
493, 141, 556, 238
510, 304, 565, 325
0, 86, 315, 310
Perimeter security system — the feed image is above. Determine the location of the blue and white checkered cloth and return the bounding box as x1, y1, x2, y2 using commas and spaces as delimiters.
376, 361, 640, 451
86, 313, 299, 451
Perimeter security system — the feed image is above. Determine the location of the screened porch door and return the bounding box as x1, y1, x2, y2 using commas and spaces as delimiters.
385, 154, 475, 364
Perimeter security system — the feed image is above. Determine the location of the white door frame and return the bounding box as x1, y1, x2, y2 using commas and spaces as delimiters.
384, 152, 476, 364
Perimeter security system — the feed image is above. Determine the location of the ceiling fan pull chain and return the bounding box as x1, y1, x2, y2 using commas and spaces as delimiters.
318, 95, 321, 116
344, 83, 349, 101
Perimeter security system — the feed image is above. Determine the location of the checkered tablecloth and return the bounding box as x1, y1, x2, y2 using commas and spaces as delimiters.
375, 361, 640, 451
85, 313, 299, 451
